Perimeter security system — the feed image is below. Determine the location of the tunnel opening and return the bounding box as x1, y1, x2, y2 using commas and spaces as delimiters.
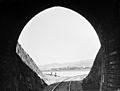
16, 6, 101, 86
0, 1, 119, 91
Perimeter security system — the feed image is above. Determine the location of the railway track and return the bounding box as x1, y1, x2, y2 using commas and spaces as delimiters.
43, 75, 84, 91
68, 81, 71, 91
51, 77, 72, 91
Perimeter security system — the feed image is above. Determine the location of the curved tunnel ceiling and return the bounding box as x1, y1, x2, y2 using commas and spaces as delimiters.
18, 6, 101, 66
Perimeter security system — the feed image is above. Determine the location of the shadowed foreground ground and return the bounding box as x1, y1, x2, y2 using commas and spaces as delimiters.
43, 81, 83, 91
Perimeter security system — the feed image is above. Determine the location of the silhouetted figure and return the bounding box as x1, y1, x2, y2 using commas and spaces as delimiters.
55, 72, 57, 77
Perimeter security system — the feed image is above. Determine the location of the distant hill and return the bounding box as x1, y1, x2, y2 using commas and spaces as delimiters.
16, 43, 45, 79
39, 59, 94, 71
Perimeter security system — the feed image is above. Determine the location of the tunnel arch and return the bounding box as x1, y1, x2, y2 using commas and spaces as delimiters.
17, 6, 101, 70
16, 5, 103, 88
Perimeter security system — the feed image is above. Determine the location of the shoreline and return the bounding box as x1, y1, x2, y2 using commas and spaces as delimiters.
42, 69, 90, 72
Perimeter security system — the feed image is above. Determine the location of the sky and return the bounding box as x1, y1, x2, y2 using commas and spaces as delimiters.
18, 6, 101, 66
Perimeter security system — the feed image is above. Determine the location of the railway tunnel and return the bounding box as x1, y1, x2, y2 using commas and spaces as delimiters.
0, 0, 120, 91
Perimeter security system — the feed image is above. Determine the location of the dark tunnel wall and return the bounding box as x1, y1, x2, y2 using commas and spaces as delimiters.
2, 53, 47, 90
0, 0, 120, 91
